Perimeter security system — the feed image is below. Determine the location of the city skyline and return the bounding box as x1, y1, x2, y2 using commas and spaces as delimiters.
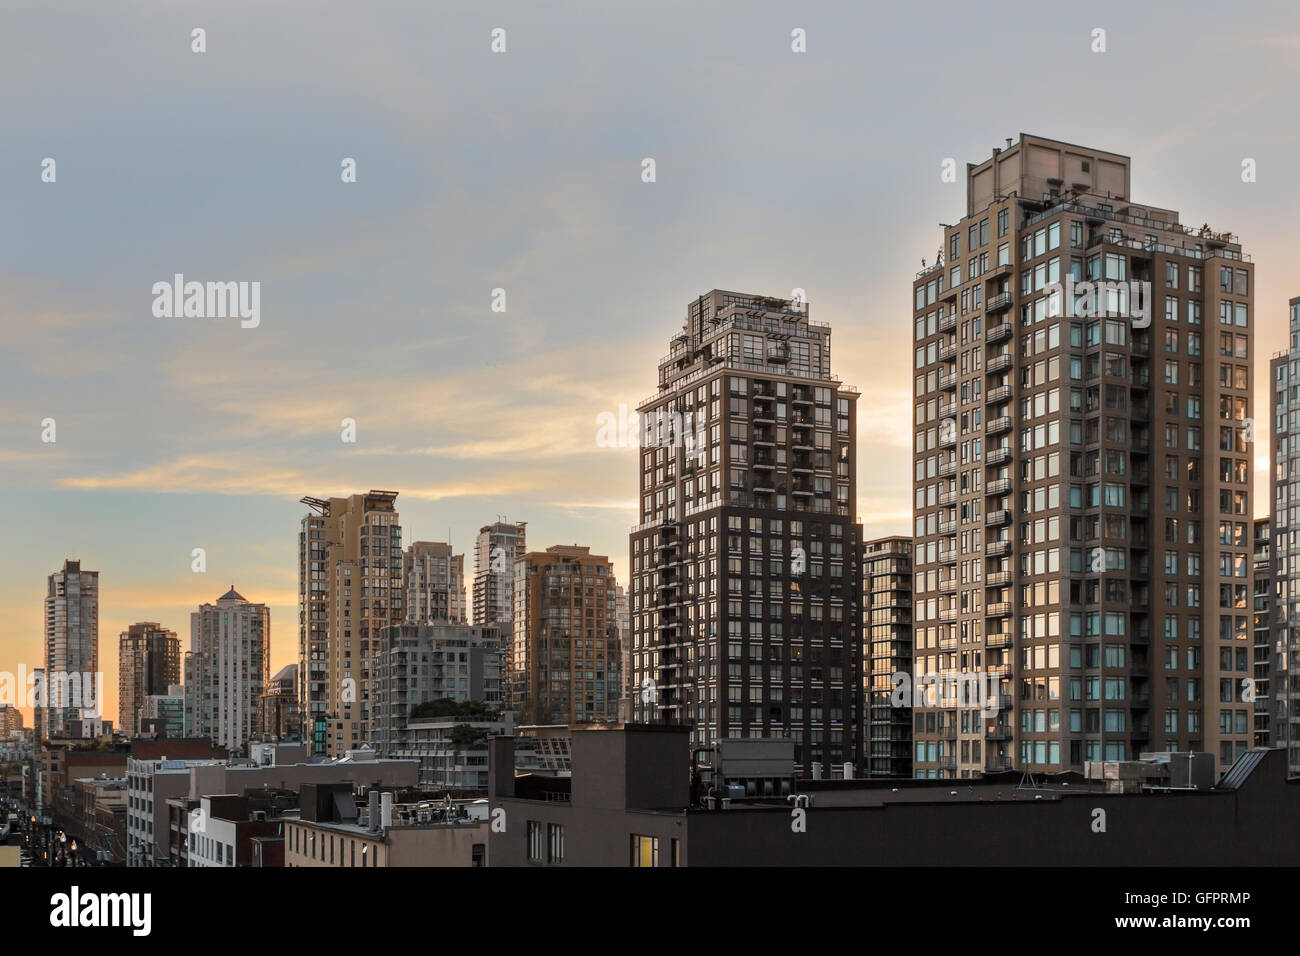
6, 1, 1300, 729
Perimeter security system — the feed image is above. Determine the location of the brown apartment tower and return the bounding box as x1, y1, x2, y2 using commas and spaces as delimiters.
118, 623, 180, 737
299, 491, 403, 757
912, 134, 1253, 778
629, 290, 862, 774
511, 545, 621, 724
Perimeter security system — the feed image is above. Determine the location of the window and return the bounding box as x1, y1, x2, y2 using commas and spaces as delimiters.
631, 834, 659, 867
547, 823, 565, 864
527, 821, 542, 863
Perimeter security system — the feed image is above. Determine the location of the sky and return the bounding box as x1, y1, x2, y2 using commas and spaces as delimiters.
3, 0, 1299, 726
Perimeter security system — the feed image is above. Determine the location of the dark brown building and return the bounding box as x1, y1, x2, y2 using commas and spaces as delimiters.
629, 290, 862, 773
118, 622, 180, 737
488, 724, 1298, 867
863, 536, 913, 777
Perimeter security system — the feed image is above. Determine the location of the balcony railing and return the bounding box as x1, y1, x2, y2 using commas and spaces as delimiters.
986, 322, 1013, 343
987, 293, 1014, 314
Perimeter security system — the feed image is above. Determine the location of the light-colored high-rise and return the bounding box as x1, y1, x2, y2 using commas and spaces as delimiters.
43, 559, 100, 738
403, 541, 467, 623
299, 491, 403, 756
186, 587, 271, 753
473, 520, 526, 628
1268, 295, 1300, 773
912, 134, 1253, 777
118, 622, 180, 737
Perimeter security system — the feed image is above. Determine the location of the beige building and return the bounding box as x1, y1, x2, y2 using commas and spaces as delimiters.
299, 491, 404, 757
911, 134, 1253, 777
512, 545, 621, 725
285, 816, 486, 867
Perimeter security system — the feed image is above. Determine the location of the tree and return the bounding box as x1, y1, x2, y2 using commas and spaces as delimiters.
408, 699, 497, 721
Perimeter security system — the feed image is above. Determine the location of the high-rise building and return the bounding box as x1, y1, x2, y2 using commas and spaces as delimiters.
511, 545, 621, 724
863, 536, 913, 777
373, 622, 503, 753
259, 664, 300, 741
43, 559, 100, 738
1252, 517, 1271, 749
615, 583, 631, 716
298, 491, 403, 757
473, 520, 526, 629
629, 290, 862, 773
186, 587, 271, 753
1269, 295, 1300, 773
0, 705, 24, 736
912, 134, 1253, 777
403, 541, 467, 623
118, 622, 180, 737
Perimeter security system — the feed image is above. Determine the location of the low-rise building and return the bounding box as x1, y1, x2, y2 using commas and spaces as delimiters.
389, 713, 513, 790
130, 745, 416, 866
487, 724, 1300, 866
187, 794, 288, 867
284, 784, 487, 867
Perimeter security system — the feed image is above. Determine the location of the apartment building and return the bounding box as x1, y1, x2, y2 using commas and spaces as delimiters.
473, 520, 527, 629
512, 545, 621, 724
43, 560, 100, 738
125, 740, 229, 867
912, 134, 1254, 777
1269, 295, 1300, 773
118, 622, 180, 737
0, 705, 24, 736
186, 587, 271, 753
615, 583, 632, 715
1252, 517, 1271, 748
404, 541, 468, 623
372, 622, 504, 753
863, 536, 913, 777
629, 290, 862, 773
389, 714, 514, 790
299, 491, 404, 757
